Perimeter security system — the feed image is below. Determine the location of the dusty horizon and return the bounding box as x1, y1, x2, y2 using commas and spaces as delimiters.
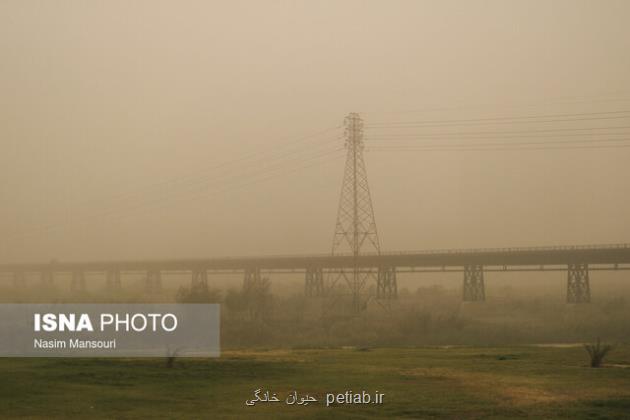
2, 0, 630, 263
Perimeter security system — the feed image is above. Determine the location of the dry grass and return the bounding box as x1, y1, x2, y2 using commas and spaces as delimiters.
402, 367, 569, 406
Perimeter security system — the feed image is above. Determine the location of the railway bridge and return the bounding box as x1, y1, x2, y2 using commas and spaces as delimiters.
2, 243, 629, 303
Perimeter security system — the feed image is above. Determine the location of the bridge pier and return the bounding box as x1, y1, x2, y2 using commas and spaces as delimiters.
567, 263, 590, 303
243, 268, 271, 319
377, 266, 397, 299
71, 270, 86, 292
243, 267, 263, 293
13, 271, 25, 288
191, 268, 208, 292
41, 270, 54, 287
145, 269, 162, 294
463, 265, 485, 302
106, 269, 121, 291
305, 267, 324, 297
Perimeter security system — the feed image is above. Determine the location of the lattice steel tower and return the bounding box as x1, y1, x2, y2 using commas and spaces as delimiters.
330, 113, 386, 311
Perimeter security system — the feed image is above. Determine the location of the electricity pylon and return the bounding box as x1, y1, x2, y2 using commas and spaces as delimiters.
330, 113, 381, 311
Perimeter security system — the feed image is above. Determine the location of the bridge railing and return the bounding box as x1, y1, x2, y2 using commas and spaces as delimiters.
374, 242, 630, 256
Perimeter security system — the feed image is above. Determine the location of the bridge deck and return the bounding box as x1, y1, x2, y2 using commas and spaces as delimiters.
2, 244, 630, 273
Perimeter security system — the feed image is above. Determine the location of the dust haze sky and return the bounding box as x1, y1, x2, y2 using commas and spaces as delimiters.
1, 1, 630, 263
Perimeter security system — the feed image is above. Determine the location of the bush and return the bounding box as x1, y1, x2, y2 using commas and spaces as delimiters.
175, 286, 221, 303
584, 338, 613, 368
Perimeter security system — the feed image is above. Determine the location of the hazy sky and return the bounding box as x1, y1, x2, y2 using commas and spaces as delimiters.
1, 0, 630, 262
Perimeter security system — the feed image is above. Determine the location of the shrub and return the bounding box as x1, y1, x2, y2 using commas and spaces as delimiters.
584, 338, 613, 368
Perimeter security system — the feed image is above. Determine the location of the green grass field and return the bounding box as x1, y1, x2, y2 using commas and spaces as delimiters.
1, 345, 629, 419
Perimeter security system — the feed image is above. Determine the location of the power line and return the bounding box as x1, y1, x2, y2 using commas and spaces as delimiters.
368, 143, 630, 152
365, 137, 630, 147
364, 125, 630, 137
364, 130, 630, 140
365, 112, 630, 128
359, 91, 630, 116
112, 124, 342, 196
88, 147, 346, 226
17, 126, 343, 227
7, 146, 346, 241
